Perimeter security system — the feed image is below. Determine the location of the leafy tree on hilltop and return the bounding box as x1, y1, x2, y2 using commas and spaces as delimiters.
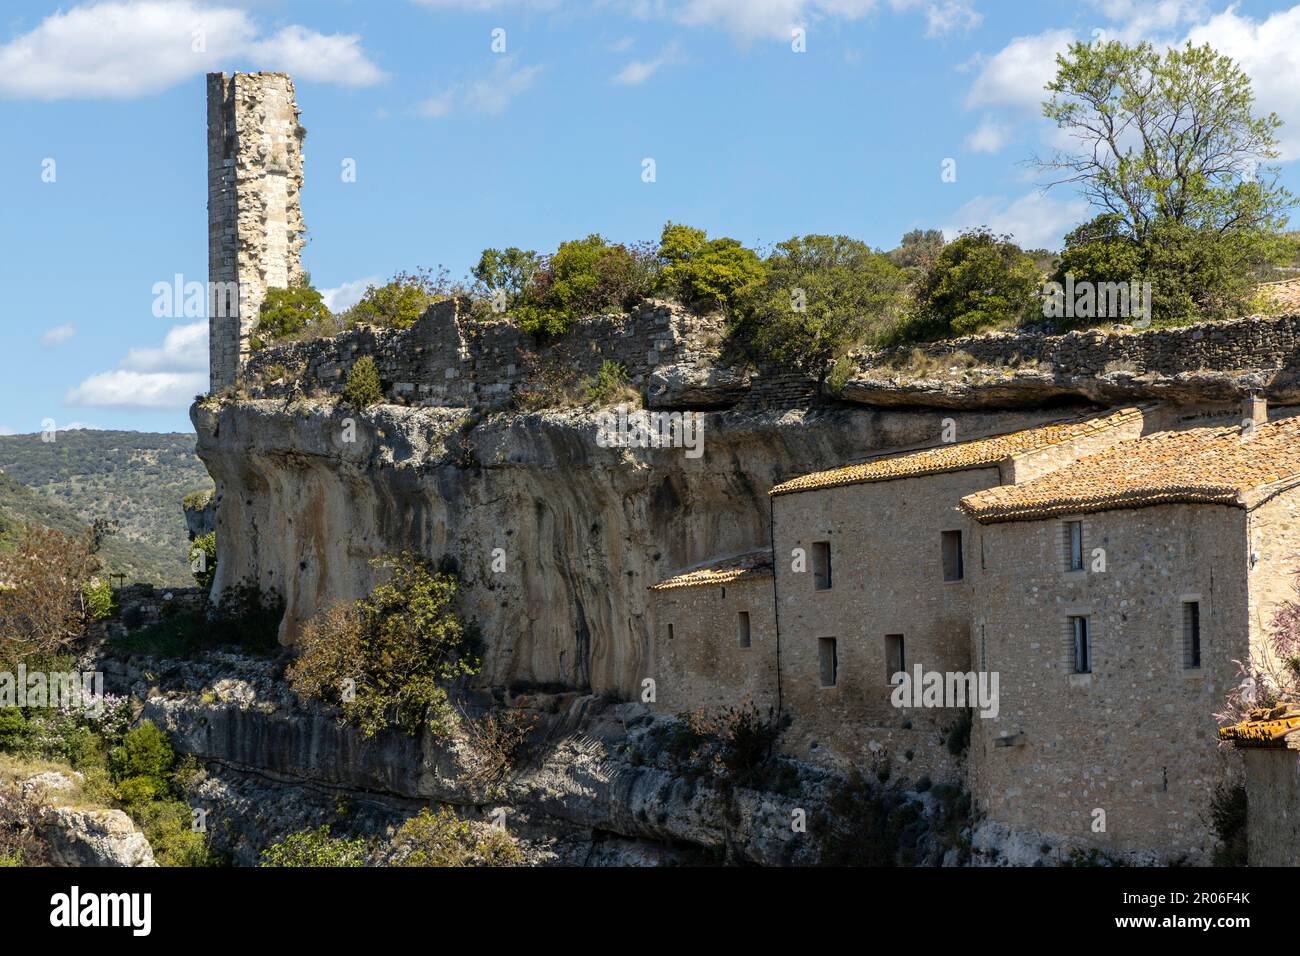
738, 234, 908, 383
654, 222, 767, 313
895, 229, 1040, 342
1039, 40, 1295, 324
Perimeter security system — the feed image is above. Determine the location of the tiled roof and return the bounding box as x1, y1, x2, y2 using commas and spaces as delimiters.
1219, 704, 1300, 746
649, 548, 773, 591
768, 408, 1144, 498
961, 414, 1300, 523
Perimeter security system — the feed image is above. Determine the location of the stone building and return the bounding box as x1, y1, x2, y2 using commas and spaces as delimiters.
761, 406, 1148, 782
1221, 704, 1300, 865
647, 400, 1300, 860
648, 549, 778, 714
959, 410, 1300, 861
207, 72, 307, 392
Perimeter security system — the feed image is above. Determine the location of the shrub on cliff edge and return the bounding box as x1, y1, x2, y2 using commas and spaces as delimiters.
287, 553, 479, 738
342, 356, 383, 407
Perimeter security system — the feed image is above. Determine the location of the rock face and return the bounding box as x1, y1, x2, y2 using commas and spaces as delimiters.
192, 397, 1067, 697
40, 807, 157, 867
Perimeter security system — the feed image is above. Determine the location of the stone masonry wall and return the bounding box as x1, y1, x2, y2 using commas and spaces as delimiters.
968, 503, 1250, 863
208, 72, 306, 392
649, 575, 779, 716
242, 298, 748, 411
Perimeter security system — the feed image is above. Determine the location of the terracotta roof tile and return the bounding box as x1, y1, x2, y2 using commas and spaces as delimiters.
961, 414, 1300, 523
650, 548, 773, 591
768, 408, 1144, 498
1219, 704, 1300, 746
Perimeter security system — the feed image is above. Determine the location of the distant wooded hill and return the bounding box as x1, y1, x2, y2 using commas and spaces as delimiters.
0, 430, 211, 585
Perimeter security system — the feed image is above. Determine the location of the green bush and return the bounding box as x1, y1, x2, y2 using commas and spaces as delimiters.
252, 285, 331, 348
286, 553, 478, 738
737, 234, 908, 382
133, 798, 215, 867
342, 356, 383, 408
82, 576, 115, 620
895, 228, 1040, 342
260, 825, 369, 867
0, 710, 26, 747
110, 721, 174, 783
515, 235, 656, 337
1053, 215, 1285, 328
472, 247, 540, 309
655, 222, 766, 313
584, 361, 635, 407
347, 270, 443, 330
1210, 782, 1248, 866
390, 807, 524, 867
188, 532, 216, 590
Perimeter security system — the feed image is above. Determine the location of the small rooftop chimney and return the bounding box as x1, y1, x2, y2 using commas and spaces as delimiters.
1243, 393, 1268, 431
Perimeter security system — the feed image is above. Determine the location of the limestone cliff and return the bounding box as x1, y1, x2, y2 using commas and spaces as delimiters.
192, 397, 1067, 698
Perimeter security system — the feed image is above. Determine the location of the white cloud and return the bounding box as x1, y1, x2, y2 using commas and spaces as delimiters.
0, 426, 15, 437
420, 57, 543, 118
66, 320, 207, 409
0, 1, 384, 100
965, 116, 1008, 154
944, 190, 1090, 250
898, 0, 982, 37
613, 41, 682, 85
466, 57, 544, 114
416, 89, 456, 118
41, 324, 76, 346
321, 277, 381, 313
246, 25, 386, 87
965, 29, 1074, 113
415, 0, 976, 41
1187, 6, 1300, 161
66, 370, 206, 409
121, 320, 208, 373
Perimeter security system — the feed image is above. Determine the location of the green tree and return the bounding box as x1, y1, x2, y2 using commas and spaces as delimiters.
899, 229, 1040, 341
655, 222, 766, 313
1040, 41, 1295, 325
888, 229, 946, 272
252, 285, 330, 347
738, 235, 908, 382
348, 270, 444, 329
1040, 40, 1292, 240
286, 553, 478, 738
472, 247, 540, 306
188, 532, 217, 590
260, 825, 369, 867
515, 235, 655, 336
342, 356, 383, 407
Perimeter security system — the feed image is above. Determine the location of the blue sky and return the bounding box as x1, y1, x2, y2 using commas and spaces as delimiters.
3, 0, 1300, 433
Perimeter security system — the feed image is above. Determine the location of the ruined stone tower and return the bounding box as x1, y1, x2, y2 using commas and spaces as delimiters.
207, 72, 306, 392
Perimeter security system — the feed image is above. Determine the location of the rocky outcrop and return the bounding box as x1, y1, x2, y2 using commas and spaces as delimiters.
40, 806, 157, 867
841, 313, 1300, 409
120, 652, 835, 866
191, 397, 1069, 696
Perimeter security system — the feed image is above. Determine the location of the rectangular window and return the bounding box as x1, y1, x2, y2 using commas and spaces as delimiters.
885, 634, 905, 682
737, 611, 751, 649
667, 623, 674, 642
1183, 602, 1201, 669
818, 638, 838, 687
812, 541, 832, 591
1066, 521, 1084, 571
1070, 616, 1091, 674
941, 530, 964, 581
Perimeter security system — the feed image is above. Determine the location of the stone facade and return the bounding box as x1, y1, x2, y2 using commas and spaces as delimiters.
967, 503, 1251, 863
242, 297, 747, 411
649, 570, 778, 715
208, 72, 306, 392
